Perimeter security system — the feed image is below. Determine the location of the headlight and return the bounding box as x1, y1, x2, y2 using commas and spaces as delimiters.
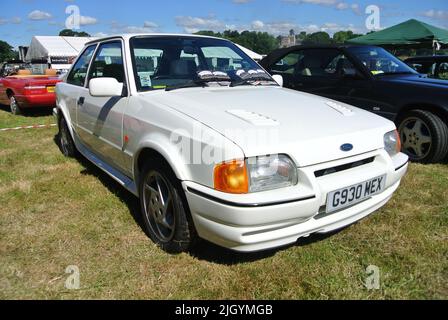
214, 155, 298, 194
384, 130, 401, 157
247, 155, 298, 192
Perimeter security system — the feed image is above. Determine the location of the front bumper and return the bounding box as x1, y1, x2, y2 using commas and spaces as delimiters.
183, 150, 408, 252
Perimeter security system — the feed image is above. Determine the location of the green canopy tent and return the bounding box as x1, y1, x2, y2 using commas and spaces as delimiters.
347, 19, 448, 51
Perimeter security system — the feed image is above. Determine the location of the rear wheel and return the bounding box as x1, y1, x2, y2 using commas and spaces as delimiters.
58, 115, 77, 157
139, 161, 197, 253
10, 96, 21, 115
397, 110, 448, 163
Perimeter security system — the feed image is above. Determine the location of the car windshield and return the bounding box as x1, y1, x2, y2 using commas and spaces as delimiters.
347, 46, 417, 76
130, 36, 274, 91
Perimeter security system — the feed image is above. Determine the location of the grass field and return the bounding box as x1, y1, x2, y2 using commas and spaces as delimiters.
0, 107, 447, 299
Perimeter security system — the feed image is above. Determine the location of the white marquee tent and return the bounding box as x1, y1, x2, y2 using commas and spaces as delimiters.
25, 36, 97, 71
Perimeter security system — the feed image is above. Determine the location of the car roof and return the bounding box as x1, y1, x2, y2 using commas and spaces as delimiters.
259, 44, 376, 67
85, 33, 226, 46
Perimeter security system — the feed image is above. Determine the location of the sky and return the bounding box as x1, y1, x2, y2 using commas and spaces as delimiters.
0, 0, 447, 48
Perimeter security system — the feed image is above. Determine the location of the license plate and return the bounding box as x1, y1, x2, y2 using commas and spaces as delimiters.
326, 175, 386, 214
47, 86, 55, 93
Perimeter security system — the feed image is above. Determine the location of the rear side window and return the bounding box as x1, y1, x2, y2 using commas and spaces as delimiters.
67, 45, 96, 86
295, 49, 347, 78
87, 41, 125, 84
270, 52, 303, 74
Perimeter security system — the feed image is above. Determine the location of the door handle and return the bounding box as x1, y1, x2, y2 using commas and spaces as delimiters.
77, 97, 85, 106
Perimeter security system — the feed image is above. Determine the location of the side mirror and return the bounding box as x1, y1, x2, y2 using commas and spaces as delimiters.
89, 78, 124, 97
272, 74, 284, 87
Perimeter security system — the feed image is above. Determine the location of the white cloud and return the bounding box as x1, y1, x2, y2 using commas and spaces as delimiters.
232, 0, 253, 3
28, 10, 52, 20
249, 19, 364, 35
283, 0, 362, 15
143, 21, 159, 29
110, 21, 160, 34
65, 15, 98, 26
336, 2, 349, 10
94, 32, 108, 37
422, 9, 448, 20
79, 16, 98, 25
282, 0, 337, 5
11, 17, 22, 24
175, 16, 229, 33
351, 4, 361, 15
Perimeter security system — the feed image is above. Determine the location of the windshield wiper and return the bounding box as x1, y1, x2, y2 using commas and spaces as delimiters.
230, 76, 277, 87
165, 77, 230, 92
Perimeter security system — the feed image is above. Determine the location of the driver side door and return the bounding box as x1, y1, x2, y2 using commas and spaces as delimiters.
76, 40, 129, 172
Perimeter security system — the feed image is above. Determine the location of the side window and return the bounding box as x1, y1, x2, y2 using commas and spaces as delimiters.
87, 41, 125, 85
271, 52, 302, 74
326, 54, 356, 76
67, 45, 96, 86
296, 49, 351, 78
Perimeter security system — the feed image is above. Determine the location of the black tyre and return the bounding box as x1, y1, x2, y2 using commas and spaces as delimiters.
397, 110, 448, 164
139, 160, 197, 253
10, 96, 21, 115
58, 115, 77, 157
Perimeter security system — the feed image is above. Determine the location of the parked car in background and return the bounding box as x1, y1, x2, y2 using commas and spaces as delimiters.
260, 45, 448, 163
55, 34, 408, 253
405, 55, 448, 80
0, 67, 61, 115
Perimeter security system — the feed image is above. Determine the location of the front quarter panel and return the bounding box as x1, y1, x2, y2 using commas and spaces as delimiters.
123, 95, 245, 188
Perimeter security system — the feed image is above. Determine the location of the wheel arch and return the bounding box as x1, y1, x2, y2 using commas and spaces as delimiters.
56, 100, 76, 140
133, 142, 189, 187
6, 88, 14, 98
396, 103, 448, 124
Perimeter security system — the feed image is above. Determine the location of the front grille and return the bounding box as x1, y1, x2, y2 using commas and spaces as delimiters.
314, 157, 375, 178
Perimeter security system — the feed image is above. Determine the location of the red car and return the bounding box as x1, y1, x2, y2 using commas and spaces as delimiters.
0, 67, 62, 115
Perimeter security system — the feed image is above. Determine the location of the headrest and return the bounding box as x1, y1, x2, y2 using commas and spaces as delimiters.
45, 69, 57, 76
17, 69, 31, 76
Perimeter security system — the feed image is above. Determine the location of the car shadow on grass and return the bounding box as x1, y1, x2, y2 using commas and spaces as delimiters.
0, 103, 53, 117
189, 229, 346, 265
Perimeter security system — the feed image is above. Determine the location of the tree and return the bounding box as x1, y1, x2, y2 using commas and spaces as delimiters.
296, 31, 307, 41
303, 31, 332, 44
0, 40, 18, 62
195, 30, 278, 54
59, 29, 91, 37
333, 30, 363, 44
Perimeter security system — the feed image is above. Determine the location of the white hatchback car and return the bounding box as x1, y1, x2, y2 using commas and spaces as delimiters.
55, 34, 408, 253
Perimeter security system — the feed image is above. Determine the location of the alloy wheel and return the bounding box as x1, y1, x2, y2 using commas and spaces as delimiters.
399, 117, 432, 160
142, 171, 176, 242
60, 119, 70, 155
10, 96, 19, 114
